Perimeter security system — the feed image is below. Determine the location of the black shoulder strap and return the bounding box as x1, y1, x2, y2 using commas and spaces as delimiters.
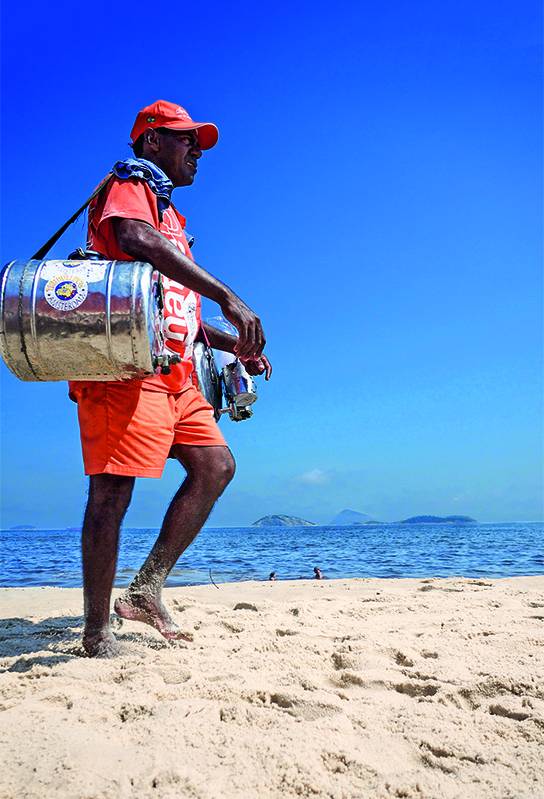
32, 172, 114, 261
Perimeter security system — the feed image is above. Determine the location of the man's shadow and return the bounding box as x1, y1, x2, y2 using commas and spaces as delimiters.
0, 615, 84, 669
0, 613, 173, 668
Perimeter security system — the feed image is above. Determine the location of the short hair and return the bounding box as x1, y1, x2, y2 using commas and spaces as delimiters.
131, 134, 145, 158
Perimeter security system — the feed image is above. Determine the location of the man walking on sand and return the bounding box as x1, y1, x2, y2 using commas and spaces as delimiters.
69, 100, 271, 658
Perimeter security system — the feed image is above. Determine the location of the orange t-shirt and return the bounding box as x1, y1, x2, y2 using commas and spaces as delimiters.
69, 177, 200, 395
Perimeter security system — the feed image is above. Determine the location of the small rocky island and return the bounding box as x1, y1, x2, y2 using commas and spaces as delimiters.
400, 515, 477, 524
252, 515, 316, 527
8, 525, 37, 531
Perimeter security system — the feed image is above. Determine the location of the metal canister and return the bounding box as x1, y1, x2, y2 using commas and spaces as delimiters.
0, 258, 163, 381
221, 360, 257, 421
222, 360, 257, 407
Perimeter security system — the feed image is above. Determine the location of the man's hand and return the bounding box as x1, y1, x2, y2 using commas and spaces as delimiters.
240, 355, 273, 380
200, 323, 271, 378
220, 295, 265, 359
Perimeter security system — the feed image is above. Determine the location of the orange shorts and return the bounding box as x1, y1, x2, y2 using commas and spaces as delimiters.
71, 381, 227, 478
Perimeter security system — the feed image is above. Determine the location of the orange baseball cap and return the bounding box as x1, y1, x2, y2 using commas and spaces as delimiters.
130, 100, 219, 150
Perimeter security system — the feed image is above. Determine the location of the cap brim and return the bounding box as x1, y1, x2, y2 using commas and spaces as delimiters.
161, 120, 219, 150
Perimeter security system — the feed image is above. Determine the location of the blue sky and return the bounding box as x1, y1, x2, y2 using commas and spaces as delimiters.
1, 0, 542, 527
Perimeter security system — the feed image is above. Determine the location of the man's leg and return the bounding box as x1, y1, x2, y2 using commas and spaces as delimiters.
82, 473, 135, 657
114, 445, 235, 639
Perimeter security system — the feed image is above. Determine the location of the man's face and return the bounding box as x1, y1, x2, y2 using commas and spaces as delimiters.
153, 128, 202, 187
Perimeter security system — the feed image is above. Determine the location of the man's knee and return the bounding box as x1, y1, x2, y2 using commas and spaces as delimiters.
86, 474, 135, 518
214, 448, 236, 489
176, 446, 236, 493
199, 447, 235, 493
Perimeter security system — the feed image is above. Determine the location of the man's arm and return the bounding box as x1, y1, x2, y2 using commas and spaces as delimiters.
199, 322, 238, 353
200, 322, 272, 380
113, 218, 265, 359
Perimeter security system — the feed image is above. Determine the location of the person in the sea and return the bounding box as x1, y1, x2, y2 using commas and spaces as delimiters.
69, 100, 272, 657
269, 572, 277, 581
313, 567, 325, 580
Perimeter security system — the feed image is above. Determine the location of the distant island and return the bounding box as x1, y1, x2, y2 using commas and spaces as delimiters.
251, 512, 477, 527
400, 515, 477, 524
8, 525, 36, 531
252, 515, 316, 527
330, 509, 377, 525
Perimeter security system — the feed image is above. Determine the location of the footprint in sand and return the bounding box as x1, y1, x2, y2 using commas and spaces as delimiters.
233, 602, 258, 612
394, 682, 439, 698
268, 692, 342, 720
333, 670, 366, 687
394, 651, 414, 667
331, 651, 360, 670
242, 690, 341, 720
419, 741, 486, 773
112, 665, 140, 684
321, 752, 351, 774
300, 679, 319, 692
149, 771, 185, 791
489, 704, 531, 722
222, 621, 245, 634
118, 703, 154, 722
41, 693, 74, 709
406, 670, 437, 682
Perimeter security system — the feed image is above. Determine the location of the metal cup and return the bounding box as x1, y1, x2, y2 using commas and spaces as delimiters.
222, 360, 257, 407
220, 360, 257, 421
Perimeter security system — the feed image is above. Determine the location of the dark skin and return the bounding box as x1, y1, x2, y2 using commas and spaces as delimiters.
200, 323, 272, 380
82, 126, 271, 657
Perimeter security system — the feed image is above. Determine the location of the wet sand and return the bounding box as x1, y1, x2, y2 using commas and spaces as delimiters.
1, 576, 543, 798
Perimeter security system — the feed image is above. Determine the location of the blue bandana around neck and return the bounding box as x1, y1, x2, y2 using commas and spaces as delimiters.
111, 157, 173, 219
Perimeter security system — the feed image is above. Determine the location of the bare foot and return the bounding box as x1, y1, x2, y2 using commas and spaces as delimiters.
82, 628, 122, 658
114, 592, 193, 642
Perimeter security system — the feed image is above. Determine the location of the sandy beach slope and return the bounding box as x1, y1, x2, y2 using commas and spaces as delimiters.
0, 576, 543, 799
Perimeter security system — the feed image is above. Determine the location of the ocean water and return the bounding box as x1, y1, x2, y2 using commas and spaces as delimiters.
1, 522, 543, 588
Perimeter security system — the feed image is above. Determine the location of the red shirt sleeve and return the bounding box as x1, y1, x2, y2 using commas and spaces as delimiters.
87, 178, 160, 260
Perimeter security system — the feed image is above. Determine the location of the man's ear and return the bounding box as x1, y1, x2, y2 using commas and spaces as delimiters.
144, 127, 161, 153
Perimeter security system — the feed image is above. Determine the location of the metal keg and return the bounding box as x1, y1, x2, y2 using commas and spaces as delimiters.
0, 258, 165, 381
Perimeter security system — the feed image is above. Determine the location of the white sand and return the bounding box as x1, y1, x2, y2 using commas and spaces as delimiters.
0, 576, 543, 799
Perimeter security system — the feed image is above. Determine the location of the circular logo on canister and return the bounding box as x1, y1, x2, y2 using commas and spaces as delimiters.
44, 275, 88, 311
